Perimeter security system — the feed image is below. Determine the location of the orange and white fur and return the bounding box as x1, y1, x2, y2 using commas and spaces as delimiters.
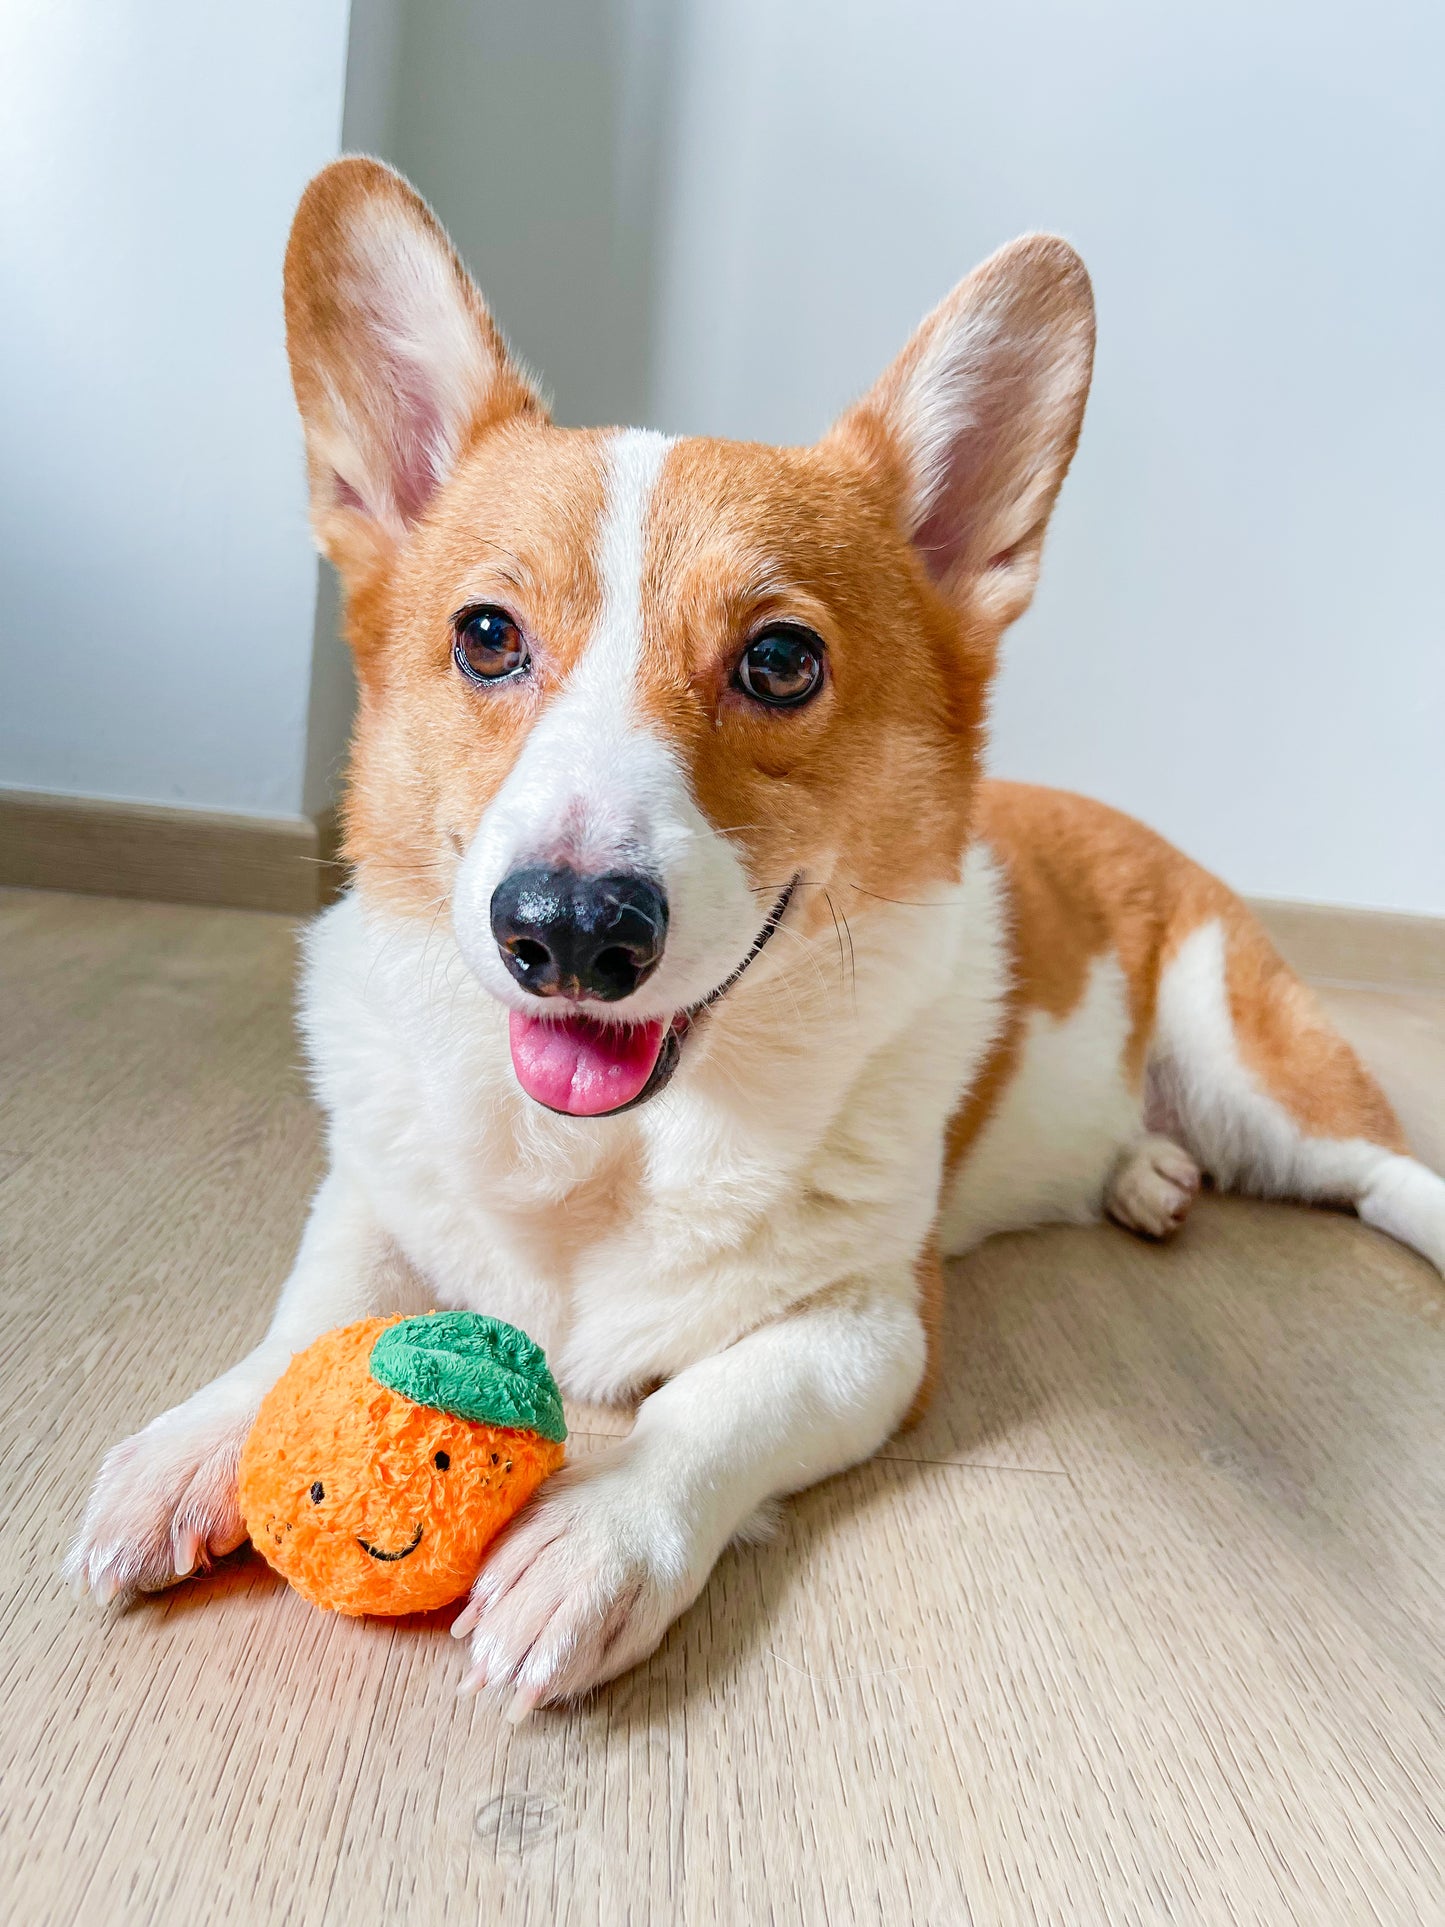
68, 160, 1445, 1713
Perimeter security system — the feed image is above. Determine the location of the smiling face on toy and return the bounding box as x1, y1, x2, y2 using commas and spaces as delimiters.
238, 1314, 567, 1616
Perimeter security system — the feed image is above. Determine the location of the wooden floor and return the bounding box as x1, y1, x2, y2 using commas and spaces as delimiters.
2, 887, 1442, 1926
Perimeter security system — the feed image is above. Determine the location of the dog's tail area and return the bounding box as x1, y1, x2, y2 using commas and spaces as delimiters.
1146, 907, 1445, 1281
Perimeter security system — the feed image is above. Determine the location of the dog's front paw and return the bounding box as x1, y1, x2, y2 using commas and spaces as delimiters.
451, 1450, 697, 1716
64, 1401, 251, 1606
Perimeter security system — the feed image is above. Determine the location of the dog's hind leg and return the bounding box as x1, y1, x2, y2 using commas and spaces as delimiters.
1147, 911, 1445, 1278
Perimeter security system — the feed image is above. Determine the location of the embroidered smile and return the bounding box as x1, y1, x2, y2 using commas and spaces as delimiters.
357, 1523, 424, 1561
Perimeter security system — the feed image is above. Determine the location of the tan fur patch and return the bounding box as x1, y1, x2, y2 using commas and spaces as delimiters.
1220, 909, 1406, 1151
948, 783, 1406, 1175
631, 436, 990, 948
342, 425, 611, 913
901, 1230, 944, 1431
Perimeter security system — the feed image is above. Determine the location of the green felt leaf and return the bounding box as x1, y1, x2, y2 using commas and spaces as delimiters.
369, 1312, 567, 1442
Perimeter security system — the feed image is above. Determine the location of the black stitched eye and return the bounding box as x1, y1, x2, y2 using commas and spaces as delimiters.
734, 626, 825, 707
309, 1481, 324, 1504
434, 1450, 450, 1470
454, 605, 530, 683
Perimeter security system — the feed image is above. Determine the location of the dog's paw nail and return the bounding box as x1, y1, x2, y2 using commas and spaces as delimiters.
456, 1664, 487, 1697
450, 1601, 480, 1639
92, 1571, 123, 1608
506, 1684, 542, 1725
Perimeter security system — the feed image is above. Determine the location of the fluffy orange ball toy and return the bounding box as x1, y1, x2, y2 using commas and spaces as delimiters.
238, 1312, 567, 1616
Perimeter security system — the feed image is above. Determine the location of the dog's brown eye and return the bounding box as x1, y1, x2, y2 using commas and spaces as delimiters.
454, 606, 529, 683
735, 627, 825, 707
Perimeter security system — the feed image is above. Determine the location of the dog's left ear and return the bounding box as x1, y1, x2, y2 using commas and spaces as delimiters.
830, 236, 1094, 629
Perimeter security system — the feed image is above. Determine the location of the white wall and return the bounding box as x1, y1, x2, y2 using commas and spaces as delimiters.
0, 0, 353, 818
372, 0, 675, 431
646, 0, 1445, 916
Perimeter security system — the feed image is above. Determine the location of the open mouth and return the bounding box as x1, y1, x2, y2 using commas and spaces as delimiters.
357, 1523, 424, 1562
507, 876, 799, 1118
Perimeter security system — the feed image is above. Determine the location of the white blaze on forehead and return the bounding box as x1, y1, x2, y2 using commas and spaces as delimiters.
588, 428, 674, 698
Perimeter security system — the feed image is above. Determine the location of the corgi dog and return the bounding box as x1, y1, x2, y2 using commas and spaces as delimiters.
67, 158, 1445, 1714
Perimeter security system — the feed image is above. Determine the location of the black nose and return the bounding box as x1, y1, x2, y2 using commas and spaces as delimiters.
489, 865, 668, 1002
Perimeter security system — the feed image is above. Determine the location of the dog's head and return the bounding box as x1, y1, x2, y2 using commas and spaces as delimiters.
285, 159, 1093, 1116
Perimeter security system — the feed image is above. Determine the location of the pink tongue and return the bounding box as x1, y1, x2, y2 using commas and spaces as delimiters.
508, 1010, 667, 1116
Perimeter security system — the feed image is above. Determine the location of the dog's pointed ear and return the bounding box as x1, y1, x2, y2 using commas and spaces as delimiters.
284, 157, 544, 579
829, 236, 1094, 629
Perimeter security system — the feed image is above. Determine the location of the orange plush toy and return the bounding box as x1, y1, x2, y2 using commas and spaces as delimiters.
238, 1312, 566, 1616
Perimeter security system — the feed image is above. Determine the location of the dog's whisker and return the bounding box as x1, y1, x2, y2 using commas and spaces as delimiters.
820, 889, 849, 994
837, 877, 954, 910
834, 894, 858, 1009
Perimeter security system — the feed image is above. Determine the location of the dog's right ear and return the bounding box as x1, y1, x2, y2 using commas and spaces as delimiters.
284, 157, 543, 583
